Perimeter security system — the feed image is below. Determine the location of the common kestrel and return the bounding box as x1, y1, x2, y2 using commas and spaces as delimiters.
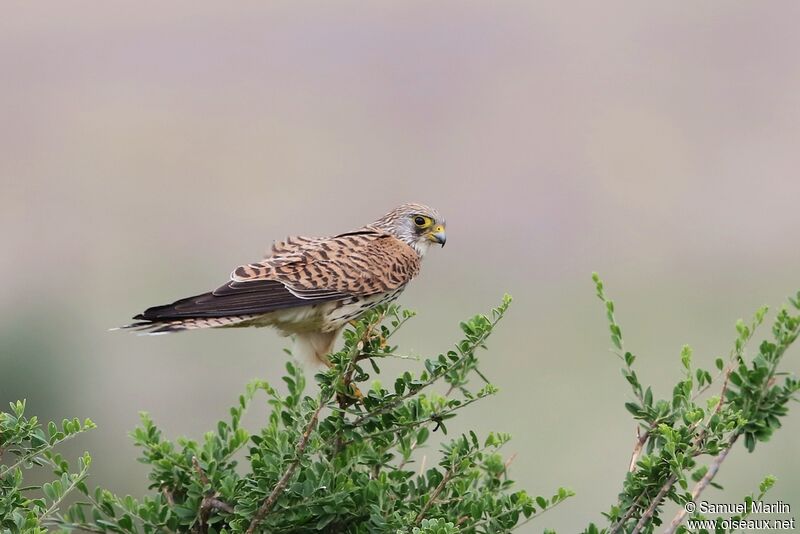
122, 203, 446, 365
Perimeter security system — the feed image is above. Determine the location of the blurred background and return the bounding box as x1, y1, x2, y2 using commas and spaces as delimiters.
2, 2, 800, 531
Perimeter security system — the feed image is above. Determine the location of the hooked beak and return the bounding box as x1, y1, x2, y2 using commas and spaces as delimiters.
428, 225, 447, 247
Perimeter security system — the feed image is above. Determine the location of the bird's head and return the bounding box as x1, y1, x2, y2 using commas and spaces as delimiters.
371, 203, 446, 256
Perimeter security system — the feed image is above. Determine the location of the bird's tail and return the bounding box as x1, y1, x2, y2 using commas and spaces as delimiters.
115, 314, 260, 335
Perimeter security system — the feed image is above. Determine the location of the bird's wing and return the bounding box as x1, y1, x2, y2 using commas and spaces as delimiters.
233, 229, 421, 298
133, 279, 314, 320
134, 230, 420, 321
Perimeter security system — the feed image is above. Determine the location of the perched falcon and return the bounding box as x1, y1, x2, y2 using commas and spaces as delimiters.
122, 203, 446, 365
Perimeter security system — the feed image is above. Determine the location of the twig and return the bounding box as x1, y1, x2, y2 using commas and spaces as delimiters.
664, 433, 740, 534
204, 497, 235, 514
503, 452, 518, 472
354, 395, 486, 444
631, 359, 768, 533
63, 483, 177, 534
460, 493, 569, 532
412, 445, 491, 526
627, 415, 715, 533
333, 319, 386, 451
192, 456, 235, 532
623, 368, 733, 532
245, 403, 323, 534
351, 320, 499, 428
508, 495, 571, 532
39, 468, 90, 524
714, 368, 732, 415
613, 302, 798, 534
609, 492, 646, 534
192, 456, 211, 486
1, 433, 81, 477
397, 435, 422, 471
628, 426, 649, 473
396, 370, 467, 471
341, 313, 384, 396
359, 351, 420, 361
693, 312, 762, 402
161, 486, 175, 507
414, 468, 454, 525
631, 474, 678, 534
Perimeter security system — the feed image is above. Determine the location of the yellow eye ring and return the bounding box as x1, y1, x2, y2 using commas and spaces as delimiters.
413, 216, 429, 227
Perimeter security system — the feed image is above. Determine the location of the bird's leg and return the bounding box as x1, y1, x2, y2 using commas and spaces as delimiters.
362, 312, 389, 349
309, 330, 363, 405
342, 313, 390, 400
334, 314, 387, 405
335, 357, 364, 406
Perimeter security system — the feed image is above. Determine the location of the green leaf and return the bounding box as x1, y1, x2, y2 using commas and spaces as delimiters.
680, 345, 692, 370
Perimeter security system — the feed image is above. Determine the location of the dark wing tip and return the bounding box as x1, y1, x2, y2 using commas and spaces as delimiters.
128, 280, 337, 323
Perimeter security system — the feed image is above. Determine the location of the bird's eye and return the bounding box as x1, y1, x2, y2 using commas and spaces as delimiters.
414, 216, 428, 227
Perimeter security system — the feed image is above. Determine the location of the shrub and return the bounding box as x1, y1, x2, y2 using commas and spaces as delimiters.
21, 296, 569, 533
3, 278, 799, 534
0, 401, 95, 534
585, 275, 800, 534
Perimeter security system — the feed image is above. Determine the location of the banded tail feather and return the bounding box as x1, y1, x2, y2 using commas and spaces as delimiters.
119, 279, 340, 336
119, 314, 259, 335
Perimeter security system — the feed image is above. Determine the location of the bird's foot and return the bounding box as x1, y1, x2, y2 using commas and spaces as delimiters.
349, 383, 364, 400
336, 383, 363, 407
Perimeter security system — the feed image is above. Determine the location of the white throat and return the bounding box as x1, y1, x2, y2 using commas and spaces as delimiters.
412, 239, 432, 257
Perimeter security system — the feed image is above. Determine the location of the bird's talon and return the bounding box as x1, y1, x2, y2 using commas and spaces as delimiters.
350, 384, 364, 400
336, 383, 363, 407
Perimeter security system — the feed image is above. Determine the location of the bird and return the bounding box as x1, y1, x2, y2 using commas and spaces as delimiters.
121, 203, 446, 366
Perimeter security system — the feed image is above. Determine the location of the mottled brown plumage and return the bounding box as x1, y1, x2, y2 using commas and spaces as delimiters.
232, 231, 420, 297
121, 203, 446, 365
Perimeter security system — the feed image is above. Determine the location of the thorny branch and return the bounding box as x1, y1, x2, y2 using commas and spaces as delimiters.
628, 378, 731, 534
350, 314, 501, 428
631, 475, 678, 534
414, 467, 455, 525
663, 345, 788, 533
609, 492, 646, 534
191, 456, 235, 532
628, 426, 649, 473
245, 403, 323, 534
664, 433, 740, 534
